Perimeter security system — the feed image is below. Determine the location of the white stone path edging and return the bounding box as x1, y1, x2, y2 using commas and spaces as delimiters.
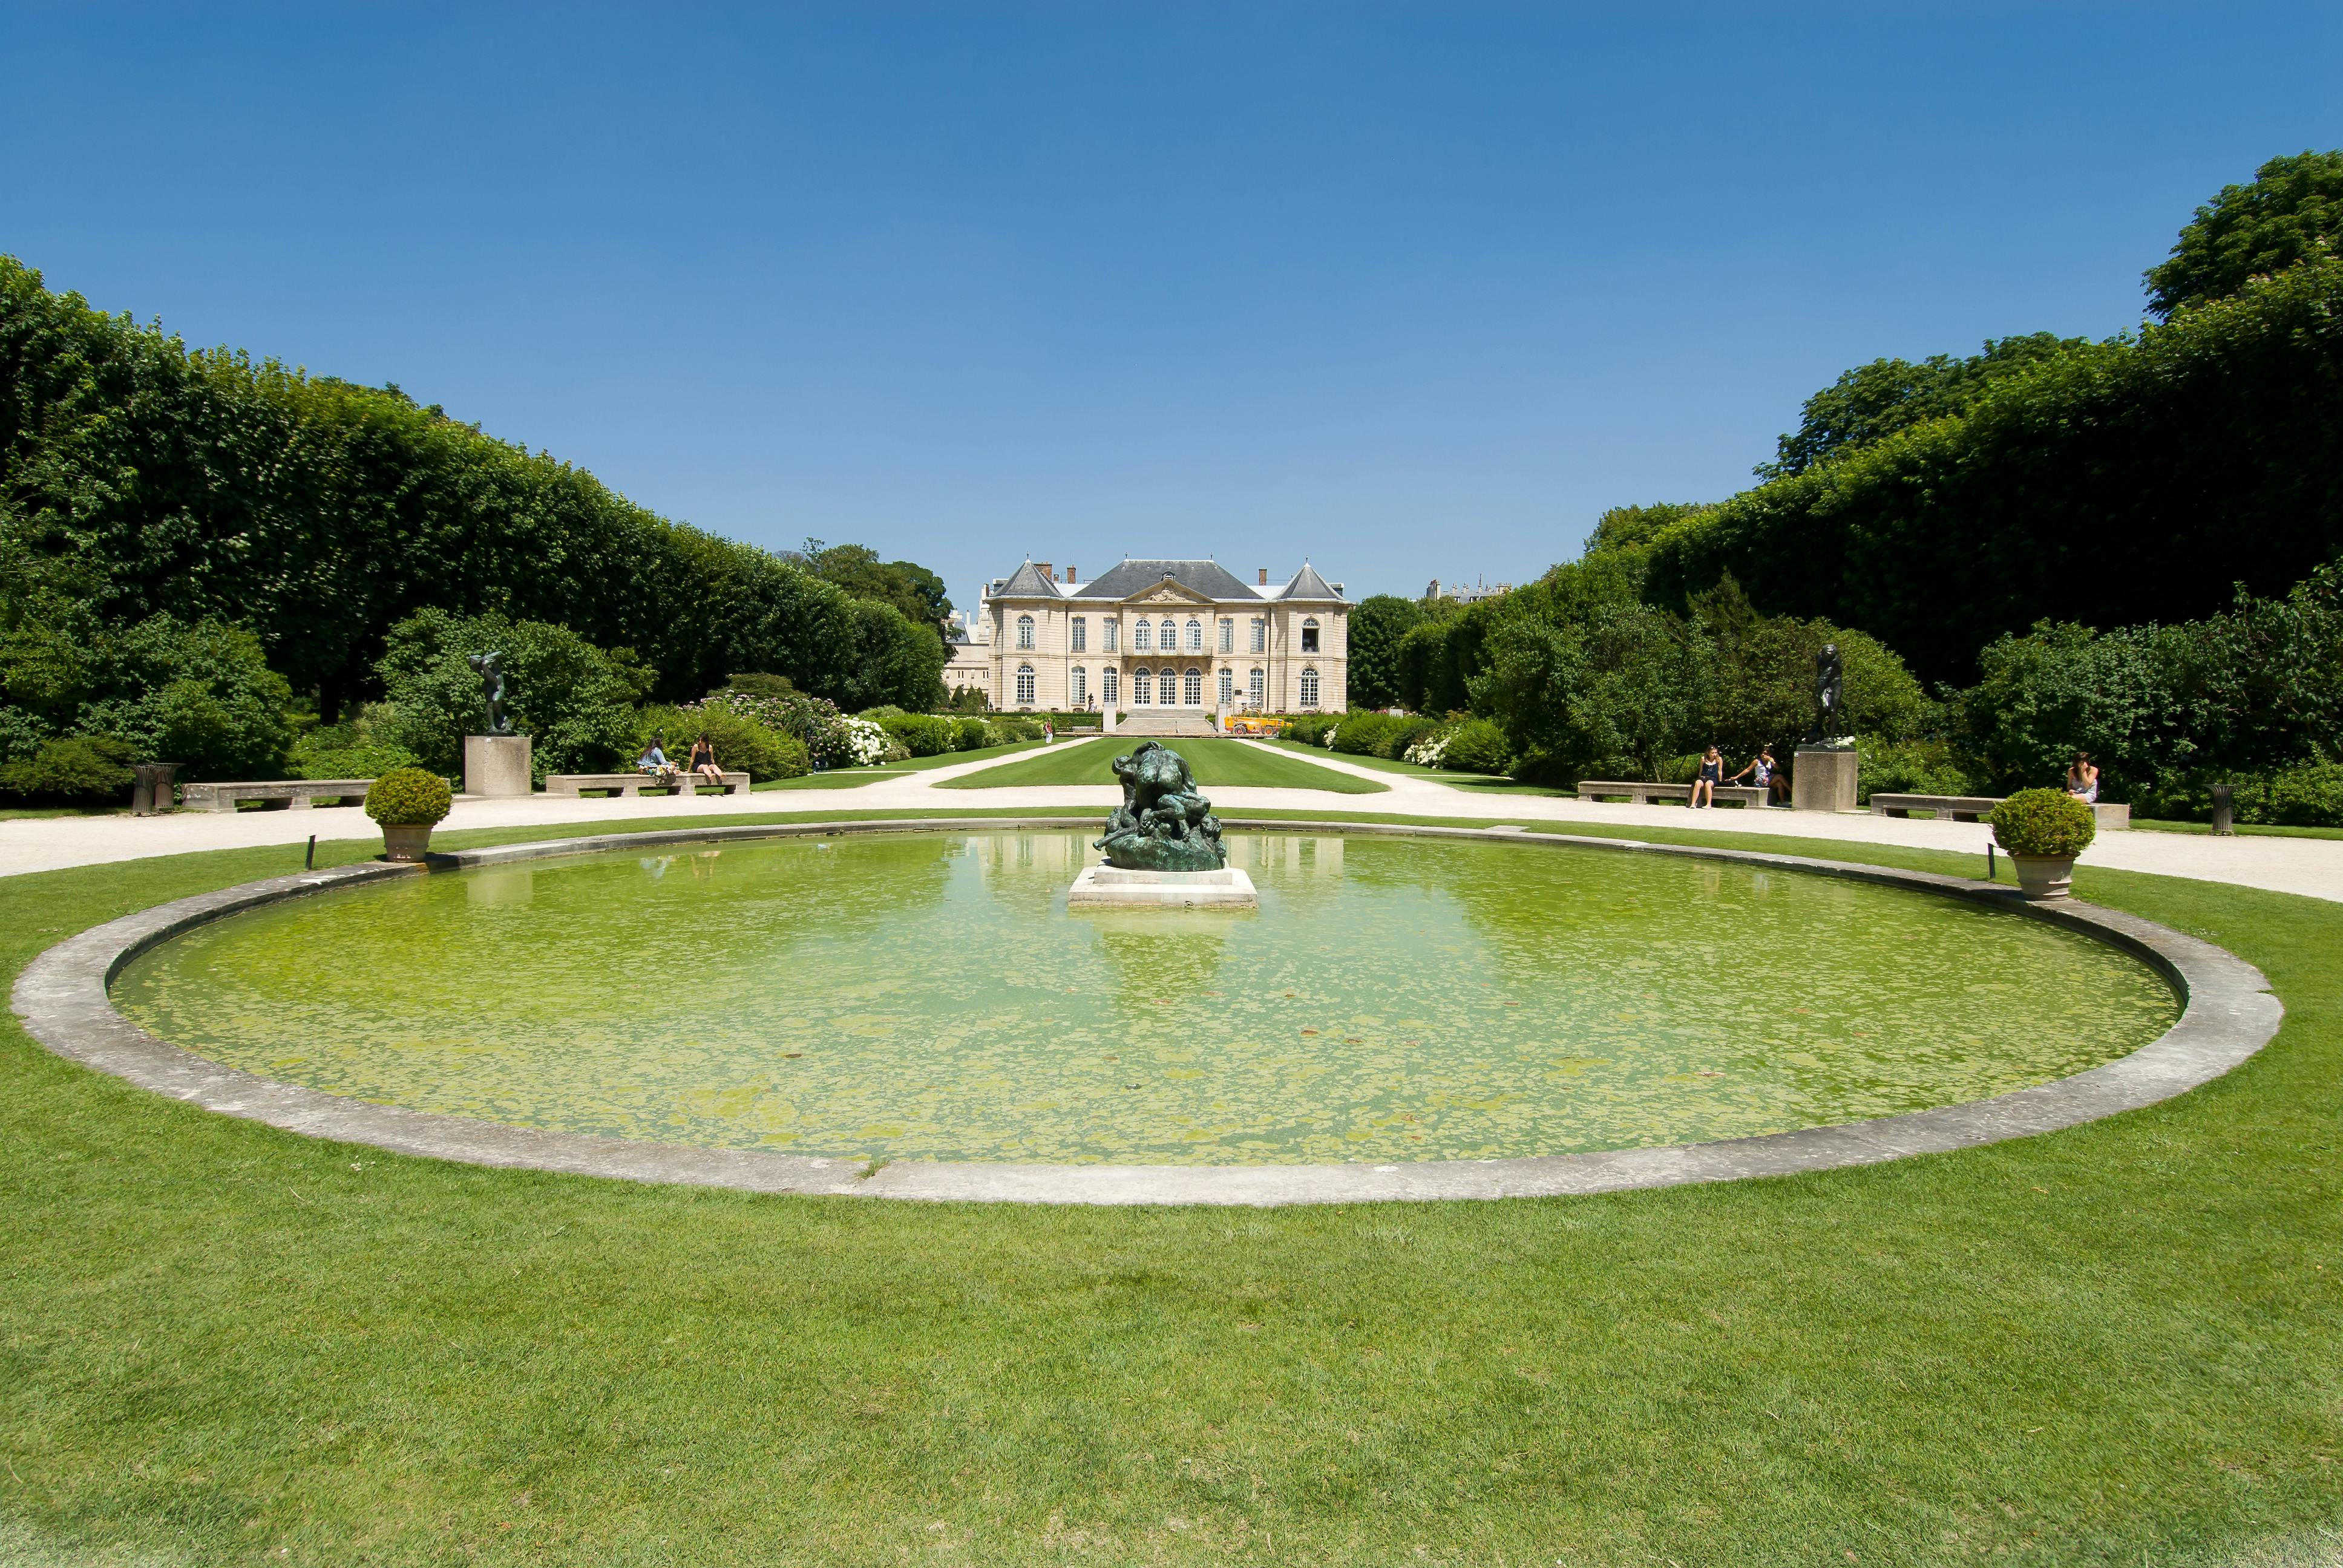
11, 818, 2284, 1206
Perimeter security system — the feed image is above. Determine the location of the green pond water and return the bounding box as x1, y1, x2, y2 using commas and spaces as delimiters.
114, 831, 2178, 1166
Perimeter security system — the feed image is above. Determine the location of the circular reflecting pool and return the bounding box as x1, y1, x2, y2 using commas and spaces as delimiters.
113, 830, 2178, 1166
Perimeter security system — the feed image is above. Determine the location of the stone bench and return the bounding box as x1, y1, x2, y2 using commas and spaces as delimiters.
1575, 780, 1775, 809
542, 771, 750, 798
179, 779, 373, 812
1872, 792, 2130, 829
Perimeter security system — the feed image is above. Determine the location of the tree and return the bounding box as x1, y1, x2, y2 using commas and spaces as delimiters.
1757, 333, 2086, 479
795, 540, 954, 644
1346, 595, 1421, 710
373, 609, 654, 778
2146, 149, 2343, 319
1583, 502, 1715, 560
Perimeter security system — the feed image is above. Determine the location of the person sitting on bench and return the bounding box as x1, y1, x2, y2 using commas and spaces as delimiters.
636, 736, 677, 786
1732, 746, 1788, 805
1691, 745, 1725, 808
686, 733, 724, 787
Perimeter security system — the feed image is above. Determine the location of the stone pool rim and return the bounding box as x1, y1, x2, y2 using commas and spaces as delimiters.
11, 817, 2282, 1207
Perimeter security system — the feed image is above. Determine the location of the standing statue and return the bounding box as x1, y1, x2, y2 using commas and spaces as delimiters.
1095, 741, 1227, 871
1809, 642, 1844, 744
468, 652, 513, 736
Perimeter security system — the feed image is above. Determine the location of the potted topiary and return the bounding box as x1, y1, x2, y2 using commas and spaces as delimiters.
365, 766, 453, 862
1988, 788, 2097, 900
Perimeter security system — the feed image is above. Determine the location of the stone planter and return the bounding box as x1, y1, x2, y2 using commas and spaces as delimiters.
2009, 852, 2076, 900
379, 824, 435, 863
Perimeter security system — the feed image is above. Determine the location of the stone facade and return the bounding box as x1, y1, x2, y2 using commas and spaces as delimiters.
979, 558, 1348, 714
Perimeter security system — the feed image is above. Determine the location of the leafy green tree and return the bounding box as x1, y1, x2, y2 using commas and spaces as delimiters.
796, 540, 954, 644
1584, 502, 1715, 560
1471, 596, 1702, 784
2146, 149, 2343, 319
1757, 333, 2086, 479
839, 597, 947, 712
1346, 595, 1421, 710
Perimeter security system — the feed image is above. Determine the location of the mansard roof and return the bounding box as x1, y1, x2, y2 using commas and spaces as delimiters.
1276, 561, 1342, 601
1070, 559, 1263, 603
995, 560, 1063, 597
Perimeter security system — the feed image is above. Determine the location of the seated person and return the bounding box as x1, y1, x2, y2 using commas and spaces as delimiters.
636, 737, 676, 785
686, 733, 724, 785
1731, 746, 1788, 805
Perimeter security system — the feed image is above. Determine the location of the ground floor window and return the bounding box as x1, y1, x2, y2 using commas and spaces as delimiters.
1154, 667, 1174, 704
1070, 667, 1087, 706
1016, 664, 1036, 705
1248, 667, 1264, 707
1133, 668, 1152, 705
1103, 667, 1119, 704
1299, 666, 1319, 707
1184, 668, 1202, 705
1217, 668, 1233, 705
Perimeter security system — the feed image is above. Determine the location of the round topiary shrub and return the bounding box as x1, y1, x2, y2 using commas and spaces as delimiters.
365, 767, 453, 827
1989, 787, 2096, 857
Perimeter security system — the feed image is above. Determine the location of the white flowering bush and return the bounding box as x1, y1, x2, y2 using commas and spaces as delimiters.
1403, 730, 1453, 767
839, 714, 891, 767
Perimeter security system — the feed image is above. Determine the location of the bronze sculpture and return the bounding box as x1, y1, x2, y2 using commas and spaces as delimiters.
1807, 642, 1845, 745
468, 652, 513, 736
1094, 741, 1227, 871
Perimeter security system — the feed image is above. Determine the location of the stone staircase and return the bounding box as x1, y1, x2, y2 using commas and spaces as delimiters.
1107, 710, 1221, 739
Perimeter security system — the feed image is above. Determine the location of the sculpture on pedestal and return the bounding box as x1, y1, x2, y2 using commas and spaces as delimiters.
1095, 741, 1227, 871
468, 652, 513, 736
1806, 643, 1846, 746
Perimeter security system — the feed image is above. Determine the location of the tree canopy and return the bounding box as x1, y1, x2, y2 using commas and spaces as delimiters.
1756, 333, 2087, 479
2145, 149, 2343, 319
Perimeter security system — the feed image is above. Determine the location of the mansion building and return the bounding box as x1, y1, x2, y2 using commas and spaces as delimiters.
961, 558, 1349, 714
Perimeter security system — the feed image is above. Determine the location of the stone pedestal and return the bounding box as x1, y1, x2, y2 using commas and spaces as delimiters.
1068, 865, 1257, 909
1792, 746, 1858, 812
463, 734, 533, 798
1102, 707, 1118, 734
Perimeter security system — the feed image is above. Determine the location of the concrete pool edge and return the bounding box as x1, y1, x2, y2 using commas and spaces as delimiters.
10, 817, 2284, 1207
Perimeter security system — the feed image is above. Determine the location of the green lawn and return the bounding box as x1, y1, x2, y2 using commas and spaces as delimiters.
2, 806, 2339, 1565
937, 734, 1389, 794
2131, 817, 2343, 841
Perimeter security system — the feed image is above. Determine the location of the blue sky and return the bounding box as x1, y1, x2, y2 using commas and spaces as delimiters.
5, 4, 2339, 610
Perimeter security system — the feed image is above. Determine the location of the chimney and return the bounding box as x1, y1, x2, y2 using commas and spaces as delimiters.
1035, 563, 1054, 584
1065, 565, 1076, 583
1257, 567, 1269, 586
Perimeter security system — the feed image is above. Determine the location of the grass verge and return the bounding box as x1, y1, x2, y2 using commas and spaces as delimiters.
0, 811, 2337, 1565
939, 736, 1386, 793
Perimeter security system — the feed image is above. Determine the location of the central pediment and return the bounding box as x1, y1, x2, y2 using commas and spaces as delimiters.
1119, 576, 1217, 607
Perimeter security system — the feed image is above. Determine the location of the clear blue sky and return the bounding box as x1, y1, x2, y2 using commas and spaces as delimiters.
5, 4, 2338, 610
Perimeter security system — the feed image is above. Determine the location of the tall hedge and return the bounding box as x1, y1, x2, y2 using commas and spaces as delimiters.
0, 257, 942, 714
1639, 257, 2343, 684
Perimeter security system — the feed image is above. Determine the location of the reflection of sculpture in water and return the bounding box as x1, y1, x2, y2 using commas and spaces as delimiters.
468, 652, 513, 736
1095, 741, 1227, 871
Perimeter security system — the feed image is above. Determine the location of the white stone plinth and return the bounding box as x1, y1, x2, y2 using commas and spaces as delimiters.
1792, 746, 1859, 812
1068, 864, 1258, 909
464, 734, 534, 798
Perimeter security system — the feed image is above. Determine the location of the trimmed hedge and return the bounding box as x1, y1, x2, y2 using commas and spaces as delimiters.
364, 767, 452, 826
1989, 788, 2096, 857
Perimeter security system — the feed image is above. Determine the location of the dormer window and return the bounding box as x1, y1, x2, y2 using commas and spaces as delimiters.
1301, 616, 1320, 653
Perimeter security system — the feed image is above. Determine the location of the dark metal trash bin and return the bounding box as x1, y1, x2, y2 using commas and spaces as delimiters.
131, 762, 183, 816
2210, 783, 2234, 837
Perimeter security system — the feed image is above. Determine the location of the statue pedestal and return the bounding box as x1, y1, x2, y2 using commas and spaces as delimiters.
1102, 707, 1117, 734
1068, 865, 1257, 909
464, 734, 533, 798
1792, 746, 1858, 812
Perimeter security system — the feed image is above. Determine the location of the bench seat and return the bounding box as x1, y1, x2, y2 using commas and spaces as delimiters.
180, 779, 373, 812
1575, 780, 1775, 808
1872, 792, 2131, 829
542, 770, 751, 798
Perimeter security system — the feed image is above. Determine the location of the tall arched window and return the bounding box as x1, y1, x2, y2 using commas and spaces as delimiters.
1133, 668, 1153, 705
1184, 618, 1202, 652
1133, 619, 1152, 652
1299, 666, 1320, 707
1300, 616, 1320, 653
1070, 667, 1087, 706
1248, 667, 1265, 708
1158, 668, 1178, 704
1102, 667, 1119, 705
1158, 618, 1176, 649
1184, 668, 1202, 705
1017, 615, 1035, 650
1016, 664, 1037, 705
1217, 668, 1233, 705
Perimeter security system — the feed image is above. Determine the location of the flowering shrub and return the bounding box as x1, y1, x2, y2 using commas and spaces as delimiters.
1403, 731, 1452, 767
839, 714, 891, 767
696, 687, 870, 768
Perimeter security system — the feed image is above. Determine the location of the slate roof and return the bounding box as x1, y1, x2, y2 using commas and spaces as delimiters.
1277, 562, 1342, 601
1065, 559, 1264, 602
995, 560, 1063, 597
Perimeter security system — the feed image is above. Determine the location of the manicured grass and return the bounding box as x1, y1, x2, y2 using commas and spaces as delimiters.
937, 735, 1388, 793
2131, 817, 2343, 841
2, 808, 2339, 1564
1267, 739, 1578, 796
750, 768, 906, 790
